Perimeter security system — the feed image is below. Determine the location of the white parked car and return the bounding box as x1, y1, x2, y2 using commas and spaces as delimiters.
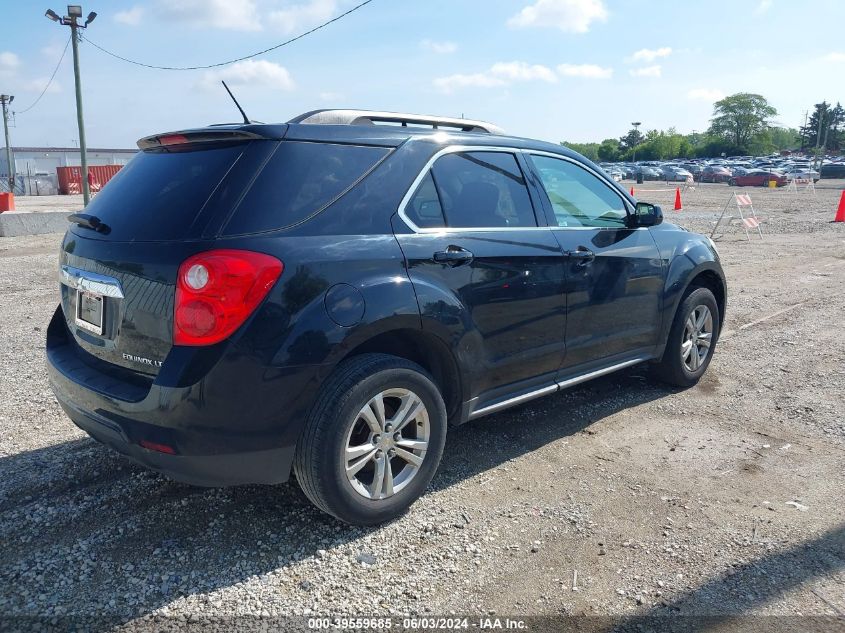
662, 166, 694, 182
784, 168, 820, 182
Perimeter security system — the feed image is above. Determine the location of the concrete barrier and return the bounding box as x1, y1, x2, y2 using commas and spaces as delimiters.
0, 212, 70, 237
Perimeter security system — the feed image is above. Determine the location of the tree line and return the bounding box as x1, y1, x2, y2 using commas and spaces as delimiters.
563, 93, 844, 161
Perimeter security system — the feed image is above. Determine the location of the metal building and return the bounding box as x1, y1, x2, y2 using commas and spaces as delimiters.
0, 146, 137, 195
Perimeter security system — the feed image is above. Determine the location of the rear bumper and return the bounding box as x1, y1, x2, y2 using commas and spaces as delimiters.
59, 397, 295, 486
46, 305, 319, 486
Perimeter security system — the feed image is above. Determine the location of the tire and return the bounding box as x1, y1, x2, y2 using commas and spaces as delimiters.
293, 353, 448, 525
652, 287, 720, 388
728, 178, 735, 186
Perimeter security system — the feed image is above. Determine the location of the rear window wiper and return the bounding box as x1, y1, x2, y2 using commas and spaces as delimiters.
67, 213, 111, 234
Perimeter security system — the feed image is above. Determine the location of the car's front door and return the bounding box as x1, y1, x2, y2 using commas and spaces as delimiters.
524, 152, 665, 373
393, 148, 567, 405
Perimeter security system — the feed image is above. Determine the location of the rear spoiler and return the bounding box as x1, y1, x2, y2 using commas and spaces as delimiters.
137, 128, 273, 150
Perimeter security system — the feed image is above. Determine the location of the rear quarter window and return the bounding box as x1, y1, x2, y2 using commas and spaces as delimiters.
221, 141, 390, 235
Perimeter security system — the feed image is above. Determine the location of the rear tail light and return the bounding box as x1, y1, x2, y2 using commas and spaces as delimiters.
174, 249, 283, 346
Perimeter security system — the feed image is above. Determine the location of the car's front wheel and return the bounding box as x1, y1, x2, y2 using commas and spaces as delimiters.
652, 287, 720, 387
294, 353, 447, 525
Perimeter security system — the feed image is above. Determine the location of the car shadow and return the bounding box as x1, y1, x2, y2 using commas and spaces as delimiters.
1, 365, 672, 627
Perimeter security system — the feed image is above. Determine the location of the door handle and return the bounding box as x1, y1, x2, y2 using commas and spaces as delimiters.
433, 246, 474, 266
567, 247, 595, 263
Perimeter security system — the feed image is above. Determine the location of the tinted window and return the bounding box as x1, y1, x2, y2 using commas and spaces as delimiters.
405, 172, 446, 228
530, 155, 627, 228
430, 151, 536, 228
223, 141, 389, 235
81, 143, 246, 241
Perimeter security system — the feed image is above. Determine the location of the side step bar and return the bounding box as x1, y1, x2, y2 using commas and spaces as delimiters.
468, 357, 649, 420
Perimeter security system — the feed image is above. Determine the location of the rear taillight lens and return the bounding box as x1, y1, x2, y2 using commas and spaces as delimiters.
174, 249, 283, 346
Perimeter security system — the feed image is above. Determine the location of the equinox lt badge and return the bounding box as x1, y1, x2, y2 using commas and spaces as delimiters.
122, 353, 163, 368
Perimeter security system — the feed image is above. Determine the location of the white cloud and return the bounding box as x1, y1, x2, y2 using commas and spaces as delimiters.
629, 65, 661, 78
434, 61, 556, 93
115, 6, 145, 25
755, 0, 772, 15
421, 39, 458, 54
557, 63, 612, 78
687, 88, 724, 101
0, 52, 20, 77
319, 91, 343, 101
821, 52, 845, 62
508, 0, 608, 33
198, 60, 295, 91
434, 73, 508, 93
490, 61, 557, 82
626, 47, 672, 63
22, 77, 62, 94
268, 0, 337, 34
157, 0, 261, 31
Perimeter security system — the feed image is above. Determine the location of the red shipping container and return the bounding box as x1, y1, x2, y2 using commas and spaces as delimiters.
57, 165, 123, 195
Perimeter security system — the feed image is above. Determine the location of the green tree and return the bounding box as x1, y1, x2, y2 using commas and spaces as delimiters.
619, 128, 644, 152
707, 93, 777, 152
597, 138, 621, 162
800, 102, 845, 151
561, 141, 599, 161
769, 127, 800, 151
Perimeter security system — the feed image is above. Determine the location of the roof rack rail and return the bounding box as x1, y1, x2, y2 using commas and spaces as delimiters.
288, 109, 504, 135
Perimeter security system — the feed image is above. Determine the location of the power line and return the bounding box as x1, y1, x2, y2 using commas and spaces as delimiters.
15, 37, 71, 115
81, 0, 375, 71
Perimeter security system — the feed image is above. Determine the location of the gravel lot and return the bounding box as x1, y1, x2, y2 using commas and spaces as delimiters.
1, 181, 844, 629
3, 193, 85, 214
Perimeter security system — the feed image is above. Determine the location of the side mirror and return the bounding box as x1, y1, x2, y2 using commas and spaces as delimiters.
630, 202, 663, 227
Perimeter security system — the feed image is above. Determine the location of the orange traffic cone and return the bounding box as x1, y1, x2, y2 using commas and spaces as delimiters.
673, 187, 682, 211
835, 190, 845, 222
630, 186, 635, 196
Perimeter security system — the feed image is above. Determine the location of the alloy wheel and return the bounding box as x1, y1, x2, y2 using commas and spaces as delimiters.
343, 388, 430, 500
681, 305, 713, 372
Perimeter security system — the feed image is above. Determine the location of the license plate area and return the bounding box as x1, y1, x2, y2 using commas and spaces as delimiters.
76, 289, 105, 335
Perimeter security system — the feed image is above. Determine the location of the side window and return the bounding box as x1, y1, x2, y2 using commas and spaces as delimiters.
222, 141, 389, 235
430, 151, 536, 228
529, 155, 628, 228
405, 172, 446, 228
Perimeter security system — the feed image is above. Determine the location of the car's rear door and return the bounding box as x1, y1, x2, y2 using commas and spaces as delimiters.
523, 152, 665, 374
393, 147, 567, 407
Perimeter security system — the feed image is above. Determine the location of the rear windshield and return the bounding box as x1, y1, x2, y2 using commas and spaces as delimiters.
221, 141, 390, 235
79, 143, 246, 242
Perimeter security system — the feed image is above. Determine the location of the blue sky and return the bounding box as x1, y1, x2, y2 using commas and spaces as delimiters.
2, 0, 844, 148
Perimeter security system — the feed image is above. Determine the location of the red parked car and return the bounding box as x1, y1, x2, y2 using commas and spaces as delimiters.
729, 170, 787, 187
699, 166, 732, 183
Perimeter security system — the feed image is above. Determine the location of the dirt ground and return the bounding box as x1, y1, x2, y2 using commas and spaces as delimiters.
0, 180, 843, 630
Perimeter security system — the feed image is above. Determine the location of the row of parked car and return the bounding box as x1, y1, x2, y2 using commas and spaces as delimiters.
598, 155, 845, 187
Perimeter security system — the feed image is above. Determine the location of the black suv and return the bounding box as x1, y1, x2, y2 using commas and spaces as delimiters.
47, 110, 726, 525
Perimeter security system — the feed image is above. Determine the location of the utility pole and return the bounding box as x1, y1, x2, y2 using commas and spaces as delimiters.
45, 5, 97, 205
801, 110, 808, 150
813, 104, 827, 171
631, 121, 642, 163
0, 95, 13, 192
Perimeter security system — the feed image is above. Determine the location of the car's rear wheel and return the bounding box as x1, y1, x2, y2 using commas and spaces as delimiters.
294, 353, 447, 525
652, 287, 720, 387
